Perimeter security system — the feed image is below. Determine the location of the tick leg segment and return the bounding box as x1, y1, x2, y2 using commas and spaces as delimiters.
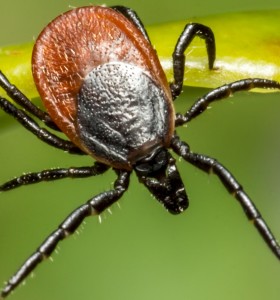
175, 78, 280, 126
0, 162, 109, 191
0, 71, 58, 131
171, 135, 280, 260
0, 97, 84, 154
0, 169, 130, 299
110, 6, 151, 43
170, 23, 216, 99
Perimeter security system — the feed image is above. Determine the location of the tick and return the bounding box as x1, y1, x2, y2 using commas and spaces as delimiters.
0, 5, 279, 298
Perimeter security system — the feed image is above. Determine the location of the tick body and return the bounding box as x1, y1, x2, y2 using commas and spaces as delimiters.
0, 5, 280, 299
32, 7, 174, 169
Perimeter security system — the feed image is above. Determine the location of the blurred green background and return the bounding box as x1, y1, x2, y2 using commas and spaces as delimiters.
0, 0, 280, 300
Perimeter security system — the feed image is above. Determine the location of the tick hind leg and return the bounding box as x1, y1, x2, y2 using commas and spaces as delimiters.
175, 78, 280, 126
0, 169, 130, 299
111, 6, 151, 43
171, 135, 280, 260
0, 96, 84, 154
0, 71, 58, 130
0, 71, 84, 154
170, 23, 216, 100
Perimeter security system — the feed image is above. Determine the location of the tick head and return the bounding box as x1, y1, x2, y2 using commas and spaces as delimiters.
134, 147, 189, 214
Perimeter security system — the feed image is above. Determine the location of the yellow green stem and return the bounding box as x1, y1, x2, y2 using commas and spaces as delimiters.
1, 10, 280, 99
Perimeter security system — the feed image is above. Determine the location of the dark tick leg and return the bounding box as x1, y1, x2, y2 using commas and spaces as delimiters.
0, 169, 130, 299
0, 71, 58, 131
171, 135, 280, 260
0, 97, 84, 155
110, 6, 151, 43
170, 23, 216, 99
175, 78, 280, 126
0, 162, 109, 191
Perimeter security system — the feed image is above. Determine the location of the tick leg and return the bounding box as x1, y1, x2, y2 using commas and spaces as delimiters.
0, 169, 130, 299
0, 162, 109, 191
0, 71, 58, 131
110, 6, 151, 43
175, 78, 280, 126
0, 97, 84, 154
170, 23, 216, 99
171, 135, 280, 260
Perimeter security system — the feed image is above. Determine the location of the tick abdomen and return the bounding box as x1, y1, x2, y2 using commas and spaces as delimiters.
77, 62, 172, 169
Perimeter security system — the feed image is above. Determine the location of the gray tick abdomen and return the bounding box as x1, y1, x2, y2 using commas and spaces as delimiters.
77, 62, 173, 169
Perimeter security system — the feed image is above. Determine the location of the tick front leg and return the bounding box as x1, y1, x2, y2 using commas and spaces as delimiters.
0, 162, 109, 191
171, 135, 280, 260
0, 169, 130, 299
